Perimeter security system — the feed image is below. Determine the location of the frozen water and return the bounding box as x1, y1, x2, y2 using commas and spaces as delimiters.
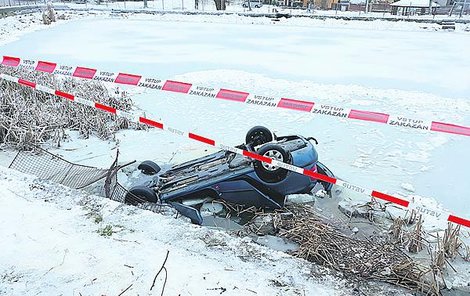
1, 13, 469, 219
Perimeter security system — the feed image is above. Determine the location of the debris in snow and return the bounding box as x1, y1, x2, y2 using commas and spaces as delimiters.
42, 2, 56, 25
315, 189, 329, 198
271, 204, 433, 292
285, 194, 315, 204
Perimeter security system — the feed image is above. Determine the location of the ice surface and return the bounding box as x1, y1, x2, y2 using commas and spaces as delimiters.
1, 13, 469, 218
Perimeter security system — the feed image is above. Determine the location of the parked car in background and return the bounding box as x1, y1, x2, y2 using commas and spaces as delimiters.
242, 0, 264, 8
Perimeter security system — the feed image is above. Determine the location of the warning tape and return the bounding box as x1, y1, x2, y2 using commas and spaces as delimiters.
1, 72, 469, 229
2, 55, 470, 138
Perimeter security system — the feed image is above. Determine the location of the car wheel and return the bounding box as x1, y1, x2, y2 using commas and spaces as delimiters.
254, 144, 291, 183
125, 186, 157, 206
245, 126, 273, 147
138, 160, 161, 175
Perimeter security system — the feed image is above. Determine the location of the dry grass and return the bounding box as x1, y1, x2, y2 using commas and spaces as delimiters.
239, 204, 470, 295
0, 66, 141, 149
406, 215, 424, 253
274, 205, 431, 291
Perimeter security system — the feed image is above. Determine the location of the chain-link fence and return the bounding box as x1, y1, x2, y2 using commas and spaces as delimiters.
8, 146, 167, 213
9, 147, 109, 189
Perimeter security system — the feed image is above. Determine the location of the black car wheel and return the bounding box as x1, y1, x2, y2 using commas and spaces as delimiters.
138, 160, 161, 175
124, 186, 157, 206
245, 126, 273, 147
254, 144, 291, 183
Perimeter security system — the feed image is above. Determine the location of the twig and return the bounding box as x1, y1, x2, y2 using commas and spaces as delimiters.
42, 249, 68, 277
117, 283, 133, 296
150, 250, 170, 294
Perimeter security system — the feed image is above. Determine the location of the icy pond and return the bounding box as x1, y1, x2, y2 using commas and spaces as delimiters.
1, 15, 469, 219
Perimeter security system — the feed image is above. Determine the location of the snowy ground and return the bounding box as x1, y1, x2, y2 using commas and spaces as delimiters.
1, 166, 379, 296
1, 8, 470, 295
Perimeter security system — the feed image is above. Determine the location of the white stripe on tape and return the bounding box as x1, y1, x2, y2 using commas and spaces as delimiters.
387, 115, 432, 131
312, 104, 351, 119
74, 97, 95, 107
188, 85, 218, 98
336, 179, 372, 196
271, 159, 304, 174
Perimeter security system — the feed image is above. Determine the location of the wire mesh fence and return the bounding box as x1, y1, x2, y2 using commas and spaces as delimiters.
8, 146, 168, 213
9, 147, 108, 189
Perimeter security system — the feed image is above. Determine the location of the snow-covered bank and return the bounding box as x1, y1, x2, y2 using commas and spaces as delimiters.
0, 9, 111, 46
0, 166, 411, 295
63, 1, 470, 22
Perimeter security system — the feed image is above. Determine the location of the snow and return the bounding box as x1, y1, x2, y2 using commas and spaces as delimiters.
2, 10, 470, 216
1, 8, 470, 294
0, 165, 369, 296
6, 15, 470, 216
1, 8, 469, 217
400, 182, 415, 192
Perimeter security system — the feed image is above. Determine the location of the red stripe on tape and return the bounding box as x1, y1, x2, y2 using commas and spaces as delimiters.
115, 73, 142, 86
243, 150, 272, 163
55, 90, 75, 101
188, 133, 215, 146
73, 67, 97, 79
216, 89, 249, 102
371, 191, 409, 207
431, 121, 470, 137
139, 117, 164, 129
348, 110, 390, 123
18, 79, 36, 88
448, 215, 470, 228
162, 80, 192, 93
278, 98, 314, 112
1, 56, 20, 67
303, 169, 337, 184
35, 61, 57, 73
95, 103, 116, 114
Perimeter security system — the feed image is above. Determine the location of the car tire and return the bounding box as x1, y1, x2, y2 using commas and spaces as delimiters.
245, 126, 273, 147
138, 160, 161, 175
254, 144, 291, 183
125, 186, 157, 206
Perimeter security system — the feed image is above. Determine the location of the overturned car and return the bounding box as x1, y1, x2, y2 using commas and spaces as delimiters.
125, 126, 334, 224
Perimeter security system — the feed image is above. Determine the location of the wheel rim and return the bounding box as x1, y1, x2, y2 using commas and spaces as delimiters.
261, 149, 284, 171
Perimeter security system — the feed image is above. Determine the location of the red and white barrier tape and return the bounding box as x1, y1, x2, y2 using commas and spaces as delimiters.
2, 55, 470, 138
1, 72, 469, 228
